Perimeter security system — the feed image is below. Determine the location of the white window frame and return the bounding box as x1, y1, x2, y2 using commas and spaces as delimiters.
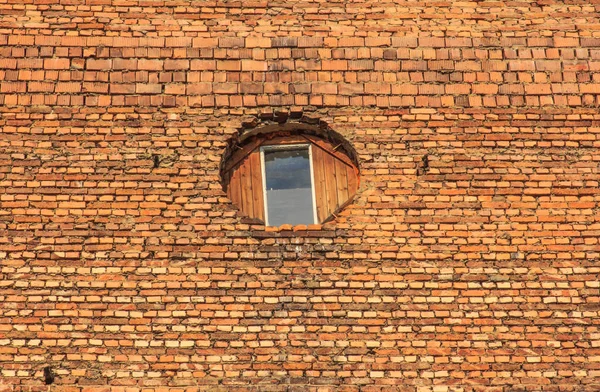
260, 143, 318, 226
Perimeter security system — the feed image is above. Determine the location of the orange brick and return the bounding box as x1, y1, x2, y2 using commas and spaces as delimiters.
1, 3, 600, 391
44, 58, 70, 69
86, 59, 111, 70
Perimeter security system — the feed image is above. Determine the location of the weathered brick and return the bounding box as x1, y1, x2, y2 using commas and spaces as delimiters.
297, 37, 323, 48
86, 59, 111, 70
241, 60, 266, 71
164, 59, 189, 70
219, 37, 245, 48
187, 83, 212, 94
113, 58, 137, 70
246, 37, 271, 48
271, 37, 298, 48
137, 59, 163, 71
1, 2, 600, 391
44, 58, 70, 69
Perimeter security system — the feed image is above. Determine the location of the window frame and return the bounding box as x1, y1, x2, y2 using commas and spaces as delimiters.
259, 143, 319, 226
222, 131, 360, 226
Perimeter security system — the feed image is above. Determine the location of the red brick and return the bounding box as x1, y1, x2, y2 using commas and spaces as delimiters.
190, 59, 216, 70
219, 37, 245, 48
113, 59, 137, 70
110, 83, 135, 94
298, 37, 323, 48
472, 84, 499, 94
312, 83, 337, 94
55, 82, 81, 93
0, 82, 26, 92
1, 3, 600, 391
0, 58, 17, 69
187, 83, 212, 95
553, 37, 579, 47
165, 37, 192, 47
241, 60, 266, 71
87, 59, 112, 70
164, 59, 189, 70
44, 58, 70, 69
271, 37, 297, 48
192, 37, 218, 48
322, 60, 347, 71
246, 37, 271, 48
213, 83, 237, 94
8, 35, 34, 45
136, 83, 162, 94
27, 82, 54, 92
138, 59, 163, 71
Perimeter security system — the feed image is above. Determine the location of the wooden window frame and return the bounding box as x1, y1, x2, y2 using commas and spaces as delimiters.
260, 143, 318, 226
223, 132, 359, 226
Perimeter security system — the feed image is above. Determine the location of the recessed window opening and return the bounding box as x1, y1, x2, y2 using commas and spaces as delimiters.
222, 130, 360, 227
261, 144, 317, 226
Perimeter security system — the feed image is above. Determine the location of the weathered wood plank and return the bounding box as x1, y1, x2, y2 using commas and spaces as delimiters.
323, 148, 338, 214
335, 157, 349, 205
262, 135, 307, 146
301, 134, 355, 168
249, 150, 264, 221
228, 165, 242, 211
239, 156, 253, 218
347, 165, 358, 196
223, 137, 264, 174
312, 146, 328, 222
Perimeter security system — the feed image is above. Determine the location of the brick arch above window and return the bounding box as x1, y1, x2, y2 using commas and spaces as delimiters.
222, 131, 360, 226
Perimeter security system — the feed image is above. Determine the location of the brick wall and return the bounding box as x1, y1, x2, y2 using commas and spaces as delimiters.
1, 1, 600, 391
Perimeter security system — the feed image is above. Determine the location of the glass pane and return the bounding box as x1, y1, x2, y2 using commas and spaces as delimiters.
264, 147, 315, 226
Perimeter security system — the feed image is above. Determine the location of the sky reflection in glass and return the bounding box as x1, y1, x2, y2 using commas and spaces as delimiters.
264, 147, 315, 226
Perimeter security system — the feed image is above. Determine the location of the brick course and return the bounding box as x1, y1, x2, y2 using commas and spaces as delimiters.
1, 1, 600, 391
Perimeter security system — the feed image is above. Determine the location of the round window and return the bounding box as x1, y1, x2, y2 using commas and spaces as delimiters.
222, 131, 359, 226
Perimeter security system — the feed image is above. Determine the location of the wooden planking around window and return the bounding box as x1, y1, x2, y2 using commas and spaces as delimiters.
249, 150, 264, 221
239, 155, 253, 218
223, 138, 264, 174
262, 135, 307, 146
225, 133, 358, 225
312, 146, 329, 222
322, 150, 339, 215
334, 158, 349, 205
301, 134, 355, 169
347, 164, 358, 196
226, 162, 242, 214
311, 141, 359, 222
226, 150, 264, 222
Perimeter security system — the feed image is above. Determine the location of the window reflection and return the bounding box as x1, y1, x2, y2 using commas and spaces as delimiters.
263, 147, 315, 226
